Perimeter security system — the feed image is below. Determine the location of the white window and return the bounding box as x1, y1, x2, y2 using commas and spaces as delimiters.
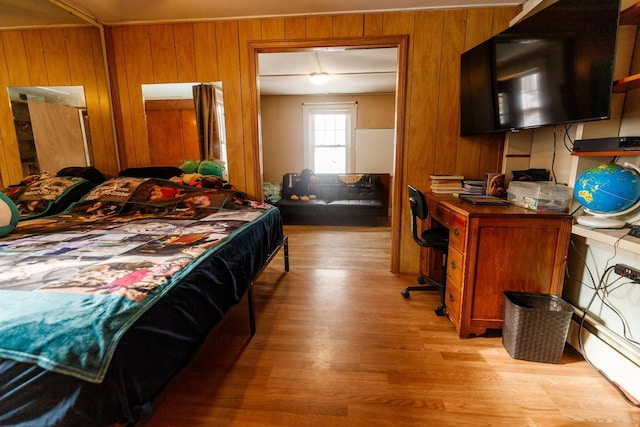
302, 103, 357, 173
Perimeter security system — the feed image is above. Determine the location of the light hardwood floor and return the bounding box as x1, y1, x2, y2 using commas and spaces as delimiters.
144, 225, 639, 426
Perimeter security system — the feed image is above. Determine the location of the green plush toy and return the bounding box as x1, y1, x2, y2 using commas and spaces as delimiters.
0, 192, 20, 237
197, 159, 226, 178
179, 160, 200, 174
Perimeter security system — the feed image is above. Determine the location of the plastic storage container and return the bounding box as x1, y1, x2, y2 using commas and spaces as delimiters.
507, 181, 571, 211
502, 291, 573, 364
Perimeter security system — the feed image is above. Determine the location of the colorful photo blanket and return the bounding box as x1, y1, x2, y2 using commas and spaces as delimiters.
0, 178, 272, 383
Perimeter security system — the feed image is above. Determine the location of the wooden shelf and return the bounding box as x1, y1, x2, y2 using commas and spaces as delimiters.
614, 2, 640, 92
613, 74, 640, 92
571, 150, 640, 157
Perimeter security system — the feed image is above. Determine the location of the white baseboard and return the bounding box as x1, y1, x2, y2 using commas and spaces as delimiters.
566, 306, 640, 402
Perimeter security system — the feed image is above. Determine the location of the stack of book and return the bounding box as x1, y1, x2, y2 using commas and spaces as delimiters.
462, 179, 485, 195
429, 175, 464, 194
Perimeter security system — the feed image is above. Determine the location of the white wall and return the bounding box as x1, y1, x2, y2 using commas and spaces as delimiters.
355, 129, 394, 173
501, 18, 640, 401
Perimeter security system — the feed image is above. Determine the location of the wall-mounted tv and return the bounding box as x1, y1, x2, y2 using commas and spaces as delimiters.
460, 0, 620, 136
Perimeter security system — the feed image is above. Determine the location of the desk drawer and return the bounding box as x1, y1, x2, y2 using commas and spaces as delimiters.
431, 203, 451, 227
447, 246, 464, 285
445, 276, 461, 321
449, 212, 467, 251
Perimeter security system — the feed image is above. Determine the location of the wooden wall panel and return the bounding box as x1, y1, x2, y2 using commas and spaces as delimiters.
306, 16, 333, 39
216, 21, 249, 192
101, 6, 517, 273
22, 31, 47, 83
66, 28, 101, 168
0, 26, 117, 185
334, 15, 364, 37
174, 24, 197, 82
261, 18, 285, 40
284, 17, 306, 39
400, 11, 443, 273
193, 22, 218, 82
88, 28, 117, 176
123, 26, 153, 166
108, 26, 134, 168
66, 28, 93, 85
364, 14, 384, 37
2, 31, 30, 86
434, 9, 466, 175
150, 24, 178, 83
238, 19, 263, 197
42, 28, 71, 85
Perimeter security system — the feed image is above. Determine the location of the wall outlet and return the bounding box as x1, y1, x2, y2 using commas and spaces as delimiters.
614, 264, 640, 281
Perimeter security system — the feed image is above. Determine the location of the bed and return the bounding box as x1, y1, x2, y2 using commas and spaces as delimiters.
0, 176, 288, 426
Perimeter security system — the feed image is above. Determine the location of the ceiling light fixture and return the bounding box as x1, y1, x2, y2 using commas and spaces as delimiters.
310, 72, 330, 85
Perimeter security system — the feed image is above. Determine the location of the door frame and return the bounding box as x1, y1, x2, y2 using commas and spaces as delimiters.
248, 35, 408, 272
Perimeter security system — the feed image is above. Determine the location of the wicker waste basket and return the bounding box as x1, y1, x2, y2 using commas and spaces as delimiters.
502, 291, 573, 364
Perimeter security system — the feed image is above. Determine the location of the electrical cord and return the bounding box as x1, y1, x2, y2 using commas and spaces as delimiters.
570, 204, 583, 216
563, 124, 574, 152
577, 265, 640, 407
570, 234, 640, 406
551, 126, 558, 184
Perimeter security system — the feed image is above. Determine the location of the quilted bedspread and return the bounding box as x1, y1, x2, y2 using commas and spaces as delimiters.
0, 177, 271, 383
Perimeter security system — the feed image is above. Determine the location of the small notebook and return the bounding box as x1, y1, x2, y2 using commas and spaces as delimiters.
459, 194, 510, 206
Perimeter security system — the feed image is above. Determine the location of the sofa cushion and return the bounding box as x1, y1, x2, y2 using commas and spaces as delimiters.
275, 199, 328, 217
316, 185, 340, 201
326, 199, 384, 216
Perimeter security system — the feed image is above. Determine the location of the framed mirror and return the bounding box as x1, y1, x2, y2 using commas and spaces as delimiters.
8, 86, 91, 177
142, 82, 227, 169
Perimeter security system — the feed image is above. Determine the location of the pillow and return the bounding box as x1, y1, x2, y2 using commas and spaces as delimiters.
69, 177, 147, 218
263, 181, 282, 204
56, 166, 106, 183
12, 177, 97, 219
119, 166, 184, 180
0, 192, 20, 236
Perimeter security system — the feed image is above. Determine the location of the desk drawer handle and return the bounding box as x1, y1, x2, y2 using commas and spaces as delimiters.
453, 227, 460, 236
449, 292, 455, 302
436, 208, 443, 217
450, 260, 457, 269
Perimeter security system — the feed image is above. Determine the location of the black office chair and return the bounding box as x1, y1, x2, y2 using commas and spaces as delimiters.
401, 185, 448, 316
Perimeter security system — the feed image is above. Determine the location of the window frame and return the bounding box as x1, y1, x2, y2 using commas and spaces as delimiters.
302, 102, 357, 174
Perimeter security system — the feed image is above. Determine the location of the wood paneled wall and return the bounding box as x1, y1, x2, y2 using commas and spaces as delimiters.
105, 7, 518, 273
0, 7, 518, 273
0, 26, 118, 186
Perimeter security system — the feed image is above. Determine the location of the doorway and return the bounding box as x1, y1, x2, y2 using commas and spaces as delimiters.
249, 37, 408, 272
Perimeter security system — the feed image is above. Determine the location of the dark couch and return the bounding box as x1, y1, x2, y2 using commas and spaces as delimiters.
274, 173, 388, 225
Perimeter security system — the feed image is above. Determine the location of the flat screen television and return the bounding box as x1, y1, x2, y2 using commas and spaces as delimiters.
460, 0, 620, 136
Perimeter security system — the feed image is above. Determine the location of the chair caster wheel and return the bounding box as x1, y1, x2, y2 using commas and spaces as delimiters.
417, 276, 427, 284
434, 305, 445, 316
401, 289, 410, 298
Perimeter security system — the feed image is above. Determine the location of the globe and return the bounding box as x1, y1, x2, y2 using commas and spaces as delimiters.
574, 163, 640, 228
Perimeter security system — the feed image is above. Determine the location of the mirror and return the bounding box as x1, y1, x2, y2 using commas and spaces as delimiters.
142, 82, 227, 169
8, 86, 91, 177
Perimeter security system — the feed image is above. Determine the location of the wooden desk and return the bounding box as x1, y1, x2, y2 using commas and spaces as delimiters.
424, 193, 573, 338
